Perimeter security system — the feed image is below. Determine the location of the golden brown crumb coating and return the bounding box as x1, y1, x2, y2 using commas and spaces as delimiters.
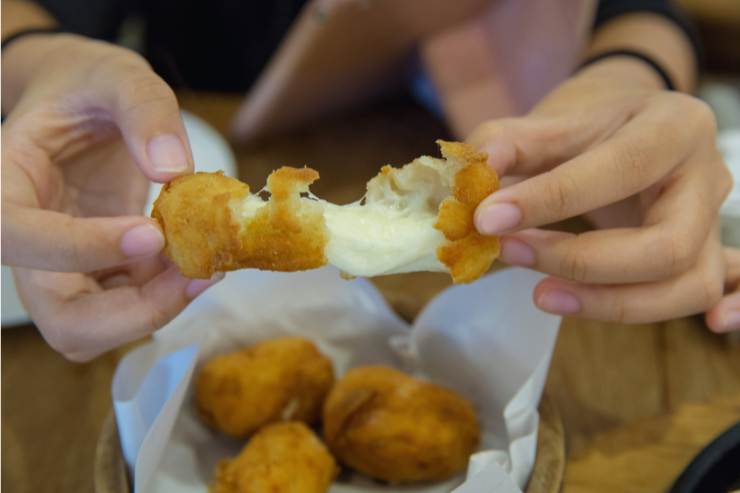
322, 366, 480, 484
152, 172, 249, 279
195, 337, 334, 438
152, 168, 327, 279
152, 141, 499, 282
211, 421, 337, 493
434, 140, 501, 283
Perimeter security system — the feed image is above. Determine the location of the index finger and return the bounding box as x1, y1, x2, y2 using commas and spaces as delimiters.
474, 97, 709, 235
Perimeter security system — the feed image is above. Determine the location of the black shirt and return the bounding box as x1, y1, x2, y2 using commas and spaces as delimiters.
34, 0, 699, 92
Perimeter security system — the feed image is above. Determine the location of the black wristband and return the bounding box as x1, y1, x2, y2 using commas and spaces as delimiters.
578, 49, 676, 91
1, 27, 64, 52
593, 0, 703, 76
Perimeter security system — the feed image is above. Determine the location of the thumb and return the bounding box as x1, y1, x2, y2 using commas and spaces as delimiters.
2, 205, 164, 272
466, 116, 586, 176
92, 53, 194, 182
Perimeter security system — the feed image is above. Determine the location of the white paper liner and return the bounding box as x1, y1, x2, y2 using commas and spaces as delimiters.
112, 266, 560, 493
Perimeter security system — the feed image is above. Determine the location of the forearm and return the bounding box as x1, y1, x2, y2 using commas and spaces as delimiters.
2, 0, 62, 113
583, 12, 697, 92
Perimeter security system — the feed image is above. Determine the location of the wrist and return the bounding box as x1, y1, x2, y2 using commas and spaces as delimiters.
575, 55, 666, 93
2, 32, 83, 113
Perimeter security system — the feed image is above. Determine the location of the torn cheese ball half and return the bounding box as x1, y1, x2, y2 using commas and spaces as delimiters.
152, 140, 500, 283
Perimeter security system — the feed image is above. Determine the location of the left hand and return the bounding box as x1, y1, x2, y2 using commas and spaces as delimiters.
467, 58, 734, 328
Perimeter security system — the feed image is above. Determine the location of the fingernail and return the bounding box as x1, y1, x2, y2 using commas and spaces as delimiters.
476, 202, 522, 235
186, 272, 224, 299
536, 288, 581, 315
719, 311, 740, 333
500, 238, 535, 266
120, 224, 164, 257
147, 134, 188, 173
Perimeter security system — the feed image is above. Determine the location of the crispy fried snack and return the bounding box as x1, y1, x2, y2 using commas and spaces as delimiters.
322, 366, 480, 484
211, 421, 337, 493
195, 337, 334, 438
152, 140, 499, 283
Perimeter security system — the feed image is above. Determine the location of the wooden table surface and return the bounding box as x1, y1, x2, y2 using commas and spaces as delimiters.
3, 94, 740, 493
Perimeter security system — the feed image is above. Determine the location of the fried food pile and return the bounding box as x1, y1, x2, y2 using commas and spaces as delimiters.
211, 421, 336, 493
323, 366, 480, 483
198, 339, 481, 491
152, 141, 500, 284
195, 337, 334, 438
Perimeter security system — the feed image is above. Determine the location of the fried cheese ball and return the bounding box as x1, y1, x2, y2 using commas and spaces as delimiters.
152, 140, 499, 283
211, 421, 337, 493
195, 337, 334, 438
323, 366, 480, 484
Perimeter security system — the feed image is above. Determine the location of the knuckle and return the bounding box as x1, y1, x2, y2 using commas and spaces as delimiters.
42, 324, 80, 356
606, 298, 629, 323
657, 230, 698, 276
117, 76, 177, 115
687, 98, 718, 136
612, 141, 649, 192
664, 93, 718, 136
698, 271, 723, 309
540, 171, 578, 219
559, 245, 589, 282
147, 304, 171, 332
717, 160, 733, 202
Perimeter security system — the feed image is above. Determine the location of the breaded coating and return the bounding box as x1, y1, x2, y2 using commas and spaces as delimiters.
195, 337, 334, 438
153, 168, 327, 279
152, 141, 499, 282
434, 141, 501, 283
322, 366, 480, 484
211, 422, 336, 493
152, 172, 249, 279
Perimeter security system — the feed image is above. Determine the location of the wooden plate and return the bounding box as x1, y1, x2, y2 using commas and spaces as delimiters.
94, 391, 564, 493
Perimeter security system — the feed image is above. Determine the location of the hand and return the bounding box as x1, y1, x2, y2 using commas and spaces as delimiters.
706, 248, 740, 332
467, 58, 732, 327
1, 34, 221, 361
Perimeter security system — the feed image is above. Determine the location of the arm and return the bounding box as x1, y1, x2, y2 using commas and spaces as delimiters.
1, 0, 58, 113
583, 11, 697, 93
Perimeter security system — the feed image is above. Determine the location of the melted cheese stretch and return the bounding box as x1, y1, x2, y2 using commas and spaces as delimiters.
233, 197, 446, 277
322, 202, 445, 276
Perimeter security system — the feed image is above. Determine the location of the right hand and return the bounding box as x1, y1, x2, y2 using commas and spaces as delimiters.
1, 34, 221, 361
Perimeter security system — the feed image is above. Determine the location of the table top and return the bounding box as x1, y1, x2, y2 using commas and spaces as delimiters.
3, 93, 740, 493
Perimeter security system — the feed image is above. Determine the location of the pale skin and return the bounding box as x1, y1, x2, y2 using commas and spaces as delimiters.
1, 3, 737, 363
1, 1, 222, 361
469, 13, 738, 332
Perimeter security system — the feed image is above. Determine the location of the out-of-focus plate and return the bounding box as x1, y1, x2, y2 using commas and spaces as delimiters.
1, 111, 237, 328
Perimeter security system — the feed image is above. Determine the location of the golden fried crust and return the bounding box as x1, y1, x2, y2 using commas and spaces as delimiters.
152, 168, 328, 279
152, 142, 499, 283
238, 167, 327, 272
195, 337, 334, 438
323, 366, 480, 484
152, 172, 248, 278
434, 140, 500, 283
211, 422, 337, 493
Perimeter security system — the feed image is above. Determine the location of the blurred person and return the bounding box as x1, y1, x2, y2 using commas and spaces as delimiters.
1, 0, 736, 362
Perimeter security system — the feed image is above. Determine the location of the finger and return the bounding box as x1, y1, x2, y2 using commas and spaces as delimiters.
705, 292, 740, 333
467, 116, 583, 175
722, 247, 740, 289
474, 102, 696, 235
91, 51, 193, 182
2, 205, 164, 272
704, 247, 740, 333
530, 229, 724, 323
498, 163, 720, 283
15, 265, 224, 361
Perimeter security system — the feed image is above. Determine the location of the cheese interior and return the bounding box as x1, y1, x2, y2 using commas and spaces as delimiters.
231, 155, 461, 277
